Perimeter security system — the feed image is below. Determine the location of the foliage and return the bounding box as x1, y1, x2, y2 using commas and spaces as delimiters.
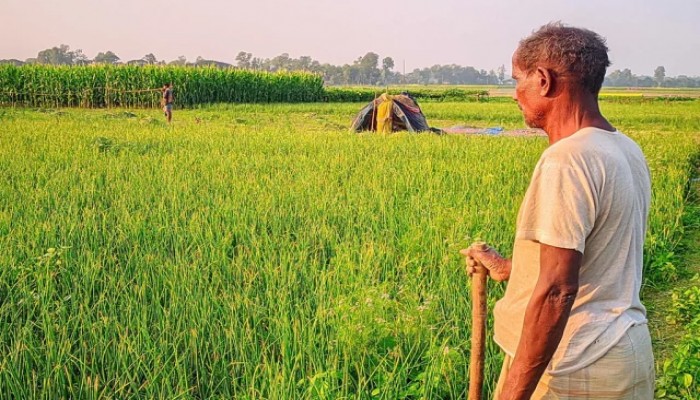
35, 44, 87, 66
654, 146, 700, 400
657, 277, 700, 399
666, 276, 700, 325
656, 328, 700, 400
655, 66, 666, 87
93, 51, 121, 65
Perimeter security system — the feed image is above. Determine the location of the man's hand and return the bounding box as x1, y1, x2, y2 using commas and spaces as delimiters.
460, 243, 512, 282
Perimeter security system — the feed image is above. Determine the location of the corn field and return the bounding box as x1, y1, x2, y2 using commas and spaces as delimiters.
0, 65, 325, 108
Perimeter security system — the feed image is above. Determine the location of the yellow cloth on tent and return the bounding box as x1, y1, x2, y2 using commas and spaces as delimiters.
376, 94, 393, 134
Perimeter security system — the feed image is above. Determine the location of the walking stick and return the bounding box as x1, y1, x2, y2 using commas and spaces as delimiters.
469, 241, 488, 400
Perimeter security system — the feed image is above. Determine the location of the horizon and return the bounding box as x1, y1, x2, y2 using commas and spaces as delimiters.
2, 0, 699, 77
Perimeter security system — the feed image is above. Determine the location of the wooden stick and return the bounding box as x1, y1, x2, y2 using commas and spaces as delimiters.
469, 241, 488, 400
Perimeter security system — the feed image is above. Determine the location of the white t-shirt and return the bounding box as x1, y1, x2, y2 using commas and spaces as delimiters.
493, 127, 651, 376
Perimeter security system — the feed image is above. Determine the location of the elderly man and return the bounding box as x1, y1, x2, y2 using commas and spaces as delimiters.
461, 24, 654, 399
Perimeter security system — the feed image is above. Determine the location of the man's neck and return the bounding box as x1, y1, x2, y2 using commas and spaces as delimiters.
542, 92, 615, 145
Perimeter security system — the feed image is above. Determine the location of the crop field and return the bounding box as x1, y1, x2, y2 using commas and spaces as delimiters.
0, 65, 325, 108
0, 99, 699, 399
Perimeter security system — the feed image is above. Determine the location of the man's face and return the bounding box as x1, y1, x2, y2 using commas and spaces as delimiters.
512, 58, 546, 129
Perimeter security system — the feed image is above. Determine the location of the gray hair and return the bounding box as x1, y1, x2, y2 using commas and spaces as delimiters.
515, 22, 611, 94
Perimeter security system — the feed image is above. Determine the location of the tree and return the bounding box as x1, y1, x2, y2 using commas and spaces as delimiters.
479, 69, 488, 84
382, 57, 394, 71
0, 59, 25, 66
654, 66, 665, 87
637, 76, 655, 87
36, 44, 76, 65
672, 75, 697, 88
142, 53, 158, 65
168, 56, 187, 66
605, 68, 636, 87
487, 69, 498, 85
297, 56, 312, 71
270, 53, 291, 71
359, 52, 379, 70
342, 65, 361, 85
195, 56, 230, 68
94, 51, 120, 64
73, 49, 89, 65
235, 52, 252, 69
381, 57, 395, 85
497, 64, 506, 85
250, 57, 263, 70
308, 60, 322, 73
355, 52, 380, 85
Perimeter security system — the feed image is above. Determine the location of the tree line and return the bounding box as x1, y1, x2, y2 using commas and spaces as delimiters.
604, 66, 700, 88
1, 44, 698, 88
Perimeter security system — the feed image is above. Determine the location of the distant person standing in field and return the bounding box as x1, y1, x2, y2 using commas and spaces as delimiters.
461, 23, 654, 399
162, 83, 174, 123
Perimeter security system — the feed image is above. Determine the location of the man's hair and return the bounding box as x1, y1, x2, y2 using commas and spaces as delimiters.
515, 22, 611, 94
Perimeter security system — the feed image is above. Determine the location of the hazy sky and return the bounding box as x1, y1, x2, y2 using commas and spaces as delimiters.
2, 0, 699, 76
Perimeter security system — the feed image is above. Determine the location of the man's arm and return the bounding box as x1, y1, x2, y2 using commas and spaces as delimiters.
498, 243, 582, 400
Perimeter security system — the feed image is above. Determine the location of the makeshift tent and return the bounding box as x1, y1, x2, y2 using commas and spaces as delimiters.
350, 93, 432, 133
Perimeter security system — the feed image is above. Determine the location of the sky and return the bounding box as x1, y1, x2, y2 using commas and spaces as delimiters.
1, 0, 699, 76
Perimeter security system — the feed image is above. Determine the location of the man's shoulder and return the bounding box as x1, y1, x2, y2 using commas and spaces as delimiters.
543, 128, 636, 164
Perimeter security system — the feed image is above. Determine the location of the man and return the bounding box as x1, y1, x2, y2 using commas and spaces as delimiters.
162, 83, 174, 123
461, 23, 654, 399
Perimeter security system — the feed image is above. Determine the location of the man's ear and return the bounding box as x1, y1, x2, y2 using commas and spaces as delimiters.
536, 67, 555, 97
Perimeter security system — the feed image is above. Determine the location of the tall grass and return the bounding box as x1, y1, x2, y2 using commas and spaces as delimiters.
0, 101, 698, 398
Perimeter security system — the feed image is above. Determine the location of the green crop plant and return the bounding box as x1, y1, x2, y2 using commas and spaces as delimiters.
0, 65, 325, 108
0, 100, 698, 398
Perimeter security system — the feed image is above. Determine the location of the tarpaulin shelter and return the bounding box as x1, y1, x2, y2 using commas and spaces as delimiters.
350, 93, 432, 133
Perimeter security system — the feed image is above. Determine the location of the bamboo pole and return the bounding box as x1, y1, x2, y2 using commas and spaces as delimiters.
469, 241, 489, 400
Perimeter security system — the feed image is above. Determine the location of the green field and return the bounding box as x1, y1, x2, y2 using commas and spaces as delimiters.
0, 100, 699, 399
